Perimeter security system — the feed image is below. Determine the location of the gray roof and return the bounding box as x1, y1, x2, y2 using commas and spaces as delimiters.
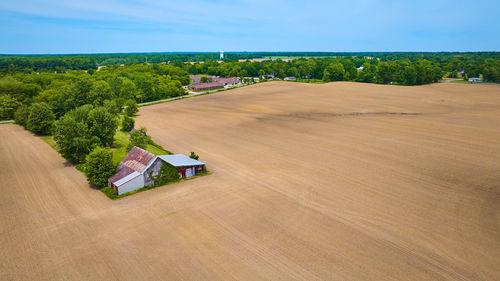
114, 171, 141, 186
158, 154, 205, 167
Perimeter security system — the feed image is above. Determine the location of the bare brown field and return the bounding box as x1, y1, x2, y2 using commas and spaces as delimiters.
1, 81, 500, 280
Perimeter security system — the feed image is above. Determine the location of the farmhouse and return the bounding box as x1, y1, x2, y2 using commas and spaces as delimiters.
108, 146, 206, 195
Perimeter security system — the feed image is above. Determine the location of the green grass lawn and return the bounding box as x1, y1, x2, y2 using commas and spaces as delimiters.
111, 126, 171, 165
111, 130, 130, 165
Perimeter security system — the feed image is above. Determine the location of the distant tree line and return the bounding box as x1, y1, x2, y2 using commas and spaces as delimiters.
1, 52, 499, 123
186, 53, 499, 84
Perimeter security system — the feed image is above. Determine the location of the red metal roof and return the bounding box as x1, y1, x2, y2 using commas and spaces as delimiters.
189, 82, 224, 91
108, 146, 155, 184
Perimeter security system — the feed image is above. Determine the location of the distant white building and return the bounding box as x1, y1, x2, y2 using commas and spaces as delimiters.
220, 51, 224, 60
468, 77, 482, 83
284, 77, 297, 81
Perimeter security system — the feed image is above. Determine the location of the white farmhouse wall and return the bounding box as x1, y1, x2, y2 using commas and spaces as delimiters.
117, 175, 145, 195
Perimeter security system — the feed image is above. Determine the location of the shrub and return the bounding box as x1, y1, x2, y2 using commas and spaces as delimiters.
121, 116, 135, 132
151, 162, 179, 187
189, 151, 199, 160
84, 147, 117, 188
27, 102, 55, 135
101, 186, 118, 199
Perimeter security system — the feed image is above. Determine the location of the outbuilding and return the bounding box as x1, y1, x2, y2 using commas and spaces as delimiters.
108, 146, 206, 195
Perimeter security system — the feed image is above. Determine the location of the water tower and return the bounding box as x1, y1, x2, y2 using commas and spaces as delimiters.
220, 51, 224, 60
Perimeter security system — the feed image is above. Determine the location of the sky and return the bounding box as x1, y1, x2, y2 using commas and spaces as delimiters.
0, 0, 499, 54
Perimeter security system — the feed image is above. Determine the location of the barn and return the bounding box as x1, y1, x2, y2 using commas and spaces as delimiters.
108, 146, 206, 195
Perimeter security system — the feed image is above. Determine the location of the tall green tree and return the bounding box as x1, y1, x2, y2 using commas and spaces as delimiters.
124, 99, 138, 116
84, 147, 116, 188
14, 104, 31, 126
323, 63, 345, 82
53, 113, 93, 163
27, 102, 55, 135
87, 107, 118, 146
0, 94, 20, 120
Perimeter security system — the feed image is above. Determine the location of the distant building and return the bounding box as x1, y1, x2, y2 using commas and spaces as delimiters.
468, 77, 482, 83
108, 147, 205, 195
189, 82, 224, 91
190, 75, 217, 84
284, 77, 297, 81
189, 75, 241, 90
217, 77, 241, 86
357, 66, 364, 71
220, 51, 224, 60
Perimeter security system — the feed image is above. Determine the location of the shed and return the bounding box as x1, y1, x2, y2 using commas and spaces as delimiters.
108, 147, 206, 195
159, 155, 205, 178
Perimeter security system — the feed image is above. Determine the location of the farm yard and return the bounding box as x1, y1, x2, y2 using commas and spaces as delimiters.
1, 81, 500, 280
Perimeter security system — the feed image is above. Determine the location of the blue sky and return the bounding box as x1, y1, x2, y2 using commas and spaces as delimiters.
0, 0, 499, 54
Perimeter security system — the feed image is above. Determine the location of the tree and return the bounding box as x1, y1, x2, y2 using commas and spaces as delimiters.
84, 147, 116, 188
189, 151, 199, 160
323, 63, 345, 82
375, 61, 393, 84
27, 102, 55, 135
87, 106, 118, 146
127, 129, 150, 151
64, 77, 94, 111
287, 67, 299, 78
0, 94, 20, 120
14, 104, 31, 126
103, 99, 121, 115
89, 80, 113, 106
53, 113, 94, 163
121, 116, 135, 132
119, 78, 138, 100
124, 99, 138, 116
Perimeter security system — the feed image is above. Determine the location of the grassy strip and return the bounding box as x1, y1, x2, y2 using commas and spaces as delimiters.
111, 118, 172, 165
101, 171, 211, 200
40, 135, 57, 150
296, 78, 326, 84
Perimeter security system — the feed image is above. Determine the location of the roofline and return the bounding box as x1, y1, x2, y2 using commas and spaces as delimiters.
158, 155, 206, 166
112, 171, 141, 186
113, 154, 206, 183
